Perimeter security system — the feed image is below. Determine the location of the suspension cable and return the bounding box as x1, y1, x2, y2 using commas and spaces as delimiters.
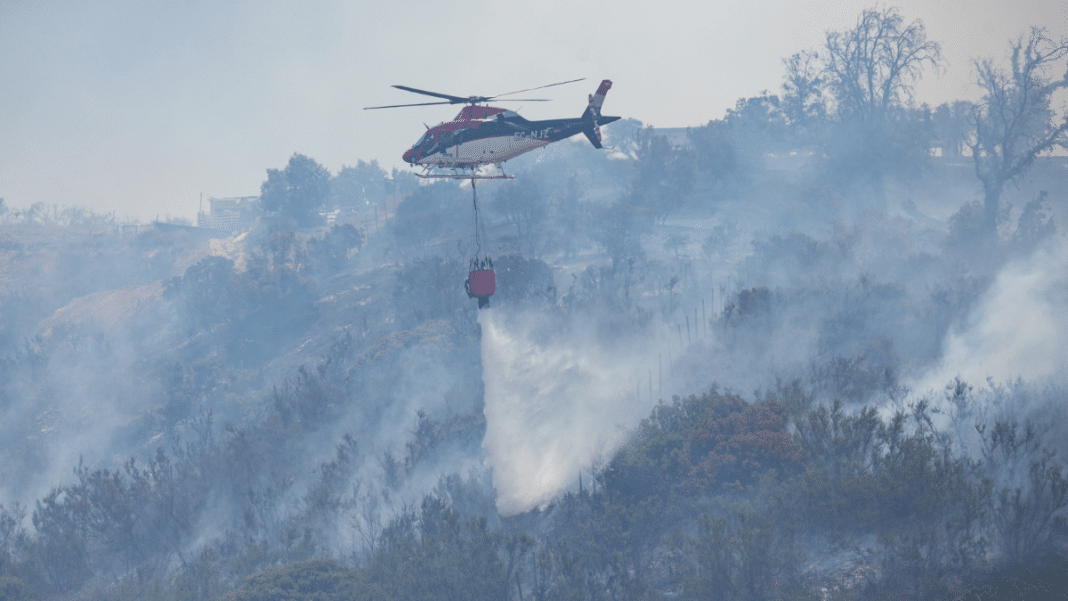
471, 177, 487, 261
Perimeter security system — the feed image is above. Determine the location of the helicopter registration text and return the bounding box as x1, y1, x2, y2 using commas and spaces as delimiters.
514, 128, 552, 140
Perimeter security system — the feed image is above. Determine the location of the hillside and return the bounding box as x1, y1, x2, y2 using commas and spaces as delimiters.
3, 90, 1068, 601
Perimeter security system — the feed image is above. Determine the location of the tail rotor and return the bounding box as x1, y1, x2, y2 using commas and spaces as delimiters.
581, 80, 617, 150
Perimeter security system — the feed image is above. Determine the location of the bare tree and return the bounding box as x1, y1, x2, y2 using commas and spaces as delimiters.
781, 50, 827, 142
970, 27, 1068, 234
351, 484, 385, 560
822, 6, 942, 122
813, 6, 943, 205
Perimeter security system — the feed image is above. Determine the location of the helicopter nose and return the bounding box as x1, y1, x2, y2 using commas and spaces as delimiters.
402, 148, 414, 163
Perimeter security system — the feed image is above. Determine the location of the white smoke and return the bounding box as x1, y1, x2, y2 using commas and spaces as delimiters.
479, 306, 654, 515
915, 239, 1068, 395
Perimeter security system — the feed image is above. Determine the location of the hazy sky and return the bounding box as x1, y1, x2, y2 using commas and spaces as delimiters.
1, 1, 1065, 221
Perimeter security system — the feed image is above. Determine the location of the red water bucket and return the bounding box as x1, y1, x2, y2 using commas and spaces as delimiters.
468, 269, 496, 297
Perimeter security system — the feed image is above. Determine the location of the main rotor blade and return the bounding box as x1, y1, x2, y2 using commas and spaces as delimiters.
490, 78, 585, 100
373, 78, 582, 109
392, 85, 469, 103
363, 101, 456, 110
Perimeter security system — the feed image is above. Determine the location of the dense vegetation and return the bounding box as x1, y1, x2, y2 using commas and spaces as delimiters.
1, 6, 1067, 600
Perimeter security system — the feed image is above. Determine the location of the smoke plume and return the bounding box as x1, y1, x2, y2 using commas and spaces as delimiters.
916, 239, 1068, 395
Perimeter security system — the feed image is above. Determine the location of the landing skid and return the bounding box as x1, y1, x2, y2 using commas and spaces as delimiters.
414, 164, 513, 180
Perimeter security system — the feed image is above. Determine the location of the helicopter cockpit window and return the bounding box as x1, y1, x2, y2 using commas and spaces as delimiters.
415, 132, 434, 152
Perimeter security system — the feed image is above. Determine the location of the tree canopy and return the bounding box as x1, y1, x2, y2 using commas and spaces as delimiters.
261, 153, 332, 228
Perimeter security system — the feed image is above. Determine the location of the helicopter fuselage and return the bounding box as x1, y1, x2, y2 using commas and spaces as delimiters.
402, 105, 620, 169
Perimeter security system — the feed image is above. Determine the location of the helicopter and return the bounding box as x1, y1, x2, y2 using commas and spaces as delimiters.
364, 78, 620, 309
364, 78, 620, 178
